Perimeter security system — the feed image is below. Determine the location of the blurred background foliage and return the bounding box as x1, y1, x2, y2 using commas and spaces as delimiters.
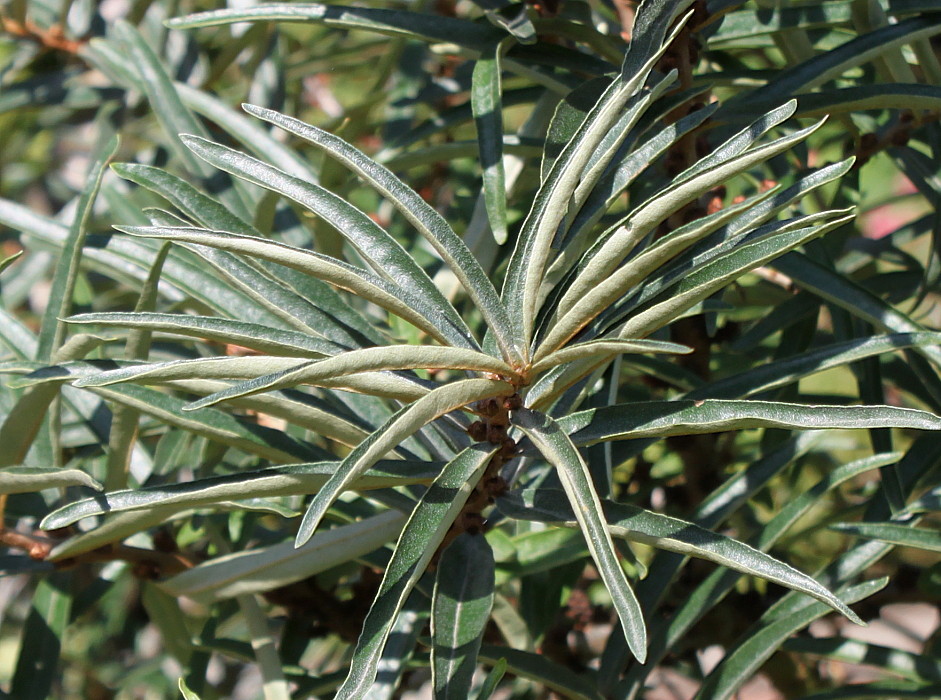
2, 0, 941, 698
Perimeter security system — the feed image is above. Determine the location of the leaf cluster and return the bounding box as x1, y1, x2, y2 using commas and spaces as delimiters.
2, 0, 941, 698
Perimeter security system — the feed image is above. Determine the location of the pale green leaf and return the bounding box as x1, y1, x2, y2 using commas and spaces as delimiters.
31, 356, 429, 403
295, 378, 513, 547
114, 225, 467, 350
504, 18, 689, 348
501, 488, 863, 624
830, 521, 941, 553
81, 383, 327, 464
529, 338, 691, 375
558, 399, 941, 446
540, 191, 776, 355
562, 116, 828, 317
241, 104, 523, 366
0, 466, 102, 495
472, 41, 510, 244
161, 510, 406, 603
0, 250, 22, 275
333, 444, 497, 698
66, 312, 344, 358
41, 460, 437, 529
616, 215, 853, 340
186, 345, 515, 410
37, 134, 118, 362
179, 678, 201, 700
180, 135, 476, 349
514, 407, 647, 662
694, 578, 888, 700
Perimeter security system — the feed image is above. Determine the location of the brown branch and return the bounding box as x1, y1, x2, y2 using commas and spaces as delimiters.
55, 543, 196, 577
0, 525, 195, 576
0, 527, 56, 560
1, 16, 84, 54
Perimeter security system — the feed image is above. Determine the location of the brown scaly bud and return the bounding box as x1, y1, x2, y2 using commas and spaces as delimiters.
477, 398, 500, 417
461, 512, 486, 535
695, 134, 711, 159
487, 423, 508, 444
858, 133, 879, 160
153, 528, 178, 553
486, 475, 508, 499
131, 561, 161, 580
500, 437, 518, 459
488, 411, 510, 428
467, 420, 488, 441
502, 393, 523, 411
890, 128, 911, 147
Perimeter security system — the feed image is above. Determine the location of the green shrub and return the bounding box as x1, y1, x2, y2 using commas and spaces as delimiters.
2, 0, 941, 698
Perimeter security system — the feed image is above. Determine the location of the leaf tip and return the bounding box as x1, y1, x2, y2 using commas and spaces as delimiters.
844, 607, 866, 627
294, 528, 313, 549
179, 133, 206, 150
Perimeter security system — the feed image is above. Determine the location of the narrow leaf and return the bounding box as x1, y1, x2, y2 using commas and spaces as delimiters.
782, 636, 941, 684
694, 578, 888, 700
472, 40, 510, 244
559, 110, 822, 314
505, 21, 689, 347
36, 135, 118, 362
530, 338, 691, 375
115, 225, 470, 350
162, 510, 406, 603
295, 378, 512, 547
514, 407, 647, 662
558, 399, 941, 446
721, 16, 941, 114
0, 249, 22, 274
67, 312, 344, 358
180, 135, 475, 349
83, 383, 328, 463
48, 356, 428, 402
333, 444, 497, 698
477, 646, 602, 700
616, 215, 853, 339
179, 678, 201, 700
41, 460, 436, 529
112, 21, 251, 220
242, 104, 522, 366
501, 488, 863, 624
0, 466, 102, 495
11, 574, 72, 700
432, 533, 496, 699
773, 252, 941, 367
475, 658, 507, 700
698, 332, 941, 400
830, 521, 941, 553
186, 345, 515, 410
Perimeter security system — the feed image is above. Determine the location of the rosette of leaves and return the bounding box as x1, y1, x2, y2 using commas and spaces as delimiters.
4, 0, 941, 698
